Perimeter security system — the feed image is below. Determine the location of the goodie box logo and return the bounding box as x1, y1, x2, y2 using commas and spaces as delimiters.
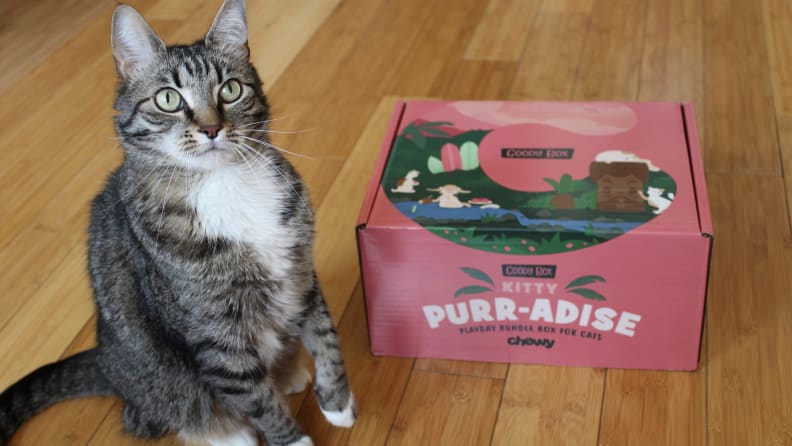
421, 265, 642, 349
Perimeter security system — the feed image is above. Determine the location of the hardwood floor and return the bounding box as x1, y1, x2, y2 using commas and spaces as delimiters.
1, 0, 790, 444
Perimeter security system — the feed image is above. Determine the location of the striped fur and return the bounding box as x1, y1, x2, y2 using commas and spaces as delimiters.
0, 1, 354, 445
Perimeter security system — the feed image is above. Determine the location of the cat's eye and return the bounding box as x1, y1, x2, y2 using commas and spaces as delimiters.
220, 79, 242, 103
154, 88, 183, 112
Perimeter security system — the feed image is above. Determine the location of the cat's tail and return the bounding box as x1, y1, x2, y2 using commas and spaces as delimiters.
0, 348, 115, 445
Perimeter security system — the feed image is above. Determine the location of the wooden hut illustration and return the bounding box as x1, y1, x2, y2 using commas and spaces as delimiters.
589, 162, 649, 212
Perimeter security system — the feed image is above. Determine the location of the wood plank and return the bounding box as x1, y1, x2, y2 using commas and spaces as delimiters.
0, 0, 114, 93
510, 0, 593, 100
7, 397, 116, 446
464, 0, 541, 61
265, 0, 387, 108
0, 244, 94, 390
761, 0, 792, 227
275, 0, 438, 208
703, 0, 780, 175
388, 0, 489, 97
8, 317, 115, 446
0, 140, 119, 333
414, 359, 508, 380
639, 0, 704, 109
491, 366, 603, 445
598, 368, 706, 445
296, 284, 414, 445
247, 0, 341, 87
706, 174, 792, 445
598, 1, 707, 444
309, 97, 401, 318
444, 61, 518, 99
0, 0, 164, 146
573, 0, 647, 100
386, 371, 503, 446
763, 0, 792, 116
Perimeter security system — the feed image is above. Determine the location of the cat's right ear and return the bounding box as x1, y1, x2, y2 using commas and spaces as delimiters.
111, 5, 165, 78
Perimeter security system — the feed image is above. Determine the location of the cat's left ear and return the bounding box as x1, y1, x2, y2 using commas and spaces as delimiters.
111, 5, 166, 78
205, 0, 249, 59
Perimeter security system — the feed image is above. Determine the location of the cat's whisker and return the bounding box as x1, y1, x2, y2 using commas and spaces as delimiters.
182, 163, 197, 242
153, 164, 181, 253
229, 144, 299, 213
236, 142, 311, 213
235, 116, 291, 129
96, 159, 177, 217
228, 144, 260, 177
239, 135, 344, 162
242, 127, 317, 135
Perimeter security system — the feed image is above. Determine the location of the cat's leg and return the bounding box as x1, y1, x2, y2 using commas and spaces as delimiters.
122, 401, 170, 438
208, 376, 310, 446
273, 348, 312, 396
299, 276, 356, 428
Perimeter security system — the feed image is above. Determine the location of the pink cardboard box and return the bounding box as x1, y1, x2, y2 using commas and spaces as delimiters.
356, 101, 712, 370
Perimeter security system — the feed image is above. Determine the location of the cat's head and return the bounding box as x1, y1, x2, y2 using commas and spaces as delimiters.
111, 0, 269, 171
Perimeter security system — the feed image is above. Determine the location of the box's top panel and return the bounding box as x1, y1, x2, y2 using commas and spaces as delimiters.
363, 101, 708, 256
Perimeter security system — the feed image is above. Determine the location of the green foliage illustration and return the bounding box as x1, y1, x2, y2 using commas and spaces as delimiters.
455, 267, 495, 297
460, 267, 495, 286
565, 275, 607, 301
401, 121, 453, 148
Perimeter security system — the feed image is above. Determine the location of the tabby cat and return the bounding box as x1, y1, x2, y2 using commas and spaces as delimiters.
0, 1, 355, 445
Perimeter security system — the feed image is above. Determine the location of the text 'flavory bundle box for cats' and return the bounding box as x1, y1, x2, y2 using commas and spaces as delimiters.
356, 101, 712, 370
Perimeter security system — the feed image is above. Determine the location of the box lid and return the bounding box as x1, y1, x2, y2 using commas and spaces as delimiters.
359, 101, 711, 256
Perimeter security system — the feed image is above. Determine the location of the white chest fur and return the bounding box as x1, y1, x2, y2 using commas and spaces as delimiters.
189, 166, 294, 277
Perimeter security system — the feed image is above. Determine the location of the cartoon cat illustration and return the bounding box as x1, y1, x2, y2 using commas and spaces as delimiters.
427, 184, 471, 208
638, 187, 674, 214
391, 169, 420, 193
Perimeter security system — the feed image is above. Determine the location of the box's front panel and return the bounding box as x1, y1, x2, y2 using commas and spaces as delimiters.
360, 227, 710, 370
360, 100, 711, 370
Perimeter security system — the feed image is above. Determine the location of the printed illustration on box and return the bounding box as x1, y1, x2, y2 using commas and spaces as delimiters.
381, 102, 677, 255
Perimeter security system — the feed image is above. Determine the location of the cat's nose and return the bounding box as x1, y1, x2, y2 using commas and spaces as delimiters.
199, 125, 223, 139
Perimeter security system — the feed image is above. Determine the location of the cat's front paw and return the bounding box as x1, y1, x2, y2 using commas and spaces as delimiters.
286, 436, 313, 446
320, 394, 356, 428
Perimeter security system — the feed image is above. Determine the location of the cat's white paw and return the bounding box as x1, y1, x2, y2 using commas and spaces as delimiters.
286, 436, 313, 446
320, 395, 356, 428
282, 366, 312, 395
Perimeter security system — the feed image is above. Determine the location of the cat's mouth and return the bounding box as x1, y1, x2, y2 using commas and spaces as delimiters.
196, 140, 224, 154
192, 141, 235, 162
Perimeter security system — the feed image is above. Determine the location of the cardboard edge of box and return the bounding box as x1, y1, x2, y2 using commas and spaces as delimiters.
355, 101, 407, 348
355, 101, 714, 371
682, 103, 714, 370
